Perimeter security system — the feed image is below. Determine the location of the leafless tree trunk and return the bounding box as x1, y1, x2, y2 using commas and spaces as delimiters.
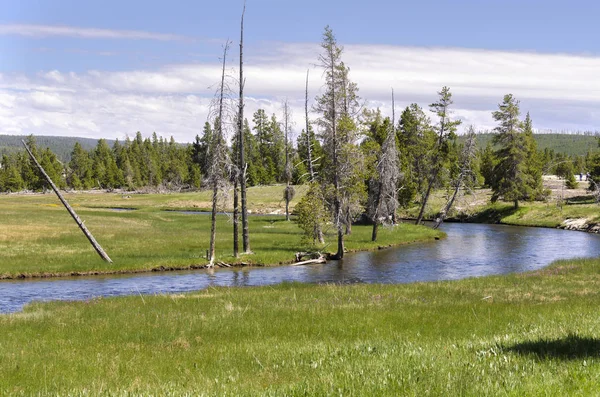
208, 42, 230, 266
433, 127, 477, 229
22, 140, 113, 263
332, 64, 343, 259
305, 70, 315, 181
238, 2, 251, 254
233, 177, 239, 257
371, 92, 400, 241
282, 99, 294, 221
390, 88, 398, 225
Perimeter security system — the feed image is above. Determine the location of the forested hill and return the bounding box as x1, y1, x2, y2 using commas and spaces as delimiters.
0, 135, 115, 162
466, 133, 599, 157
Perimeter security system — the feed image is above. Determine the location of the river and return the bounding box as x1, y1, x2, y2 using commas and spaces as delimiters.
1, 222, 599, 313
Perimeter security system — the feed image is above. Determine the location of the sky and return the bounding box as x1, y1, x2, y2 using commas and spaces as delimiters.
1, 0, 600, 143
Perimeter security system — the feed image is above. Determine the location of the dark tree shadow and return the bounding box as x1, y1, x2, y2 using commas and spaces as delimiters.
465, 205, 520, 224
504, 334, 600, 360
565, 195, 595, 205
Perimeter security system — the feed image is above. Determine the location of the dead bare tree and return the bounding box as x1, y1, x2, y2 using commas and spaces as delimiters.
282, 98, 295, 221
433, 126, 478, 229
390, 88, 399, 224
238, 2, 251, 254
372, 92, 400, 242
207, 42, 233, 266
22, 140, 112, 263
305, 70, 316, 181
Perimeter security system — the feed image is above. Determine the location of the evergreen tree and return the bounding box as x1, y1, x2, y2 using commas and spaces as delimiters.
68, 142, 93, 189
314, 26, 364, 257
490, 94, 538, 208
479, 142, 496, 188
522, 112, 545, 199
40, 148, 66, 189
415, 86, 461, 225
397, 104, 435, 207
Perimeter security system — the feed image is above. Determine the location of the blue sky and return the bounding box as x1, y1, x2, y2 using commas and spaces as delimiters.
1, 0, 600, 141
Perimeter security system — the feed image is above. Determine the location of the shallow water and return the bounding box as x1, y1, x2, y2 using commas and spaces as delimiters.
1, 223, 599, 313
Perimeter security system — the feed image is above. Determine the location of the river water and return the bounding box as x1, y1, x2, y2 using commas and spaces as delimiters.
1, 223, 599, 313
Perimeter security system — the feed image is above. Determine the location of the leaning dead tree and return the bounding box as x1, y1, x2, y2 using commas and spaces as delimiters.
207, 42, 233, 266
433, 126, 477, 229
22, 139, 112, 263
238, 1, 251, 254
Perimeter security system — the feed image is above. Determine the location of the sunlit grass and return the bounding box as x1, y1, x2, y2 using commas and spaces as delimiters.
0, 188, 441, 277
2, 257, 600, 395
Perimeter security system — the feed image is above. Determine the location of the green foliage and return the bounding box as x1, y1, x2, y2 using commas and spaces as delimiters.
490, 95, 545, 207
587, 152, 600, 191
294, 183, 330, 245
479, 142, 496, 187
397, 103, 435, 205
463, 132, 600, 158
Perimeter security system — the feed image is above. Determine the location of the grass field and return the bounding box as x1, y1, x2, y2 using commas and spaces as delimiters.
2, 257, 600, 395
0, 186, 442, 278
401, 177, 600, 230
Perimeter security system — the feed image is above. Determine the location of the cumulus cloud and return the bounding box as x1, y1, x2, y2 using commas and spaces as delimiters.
0, 24, 191, 41
2, 42, 600, 142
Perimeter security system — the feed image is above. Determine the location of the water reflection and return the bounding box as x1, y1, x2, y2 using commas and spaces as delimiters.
1, 223, 599, 313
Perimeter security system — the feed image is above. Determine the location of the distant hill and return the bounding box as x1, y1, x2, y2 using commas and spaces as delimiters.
0, 135, 115, 162
461, 133, 599, 157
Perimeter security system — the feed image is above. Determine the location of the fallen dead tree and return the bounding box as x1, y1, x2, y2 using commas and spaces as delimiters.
293, 252, 326, 266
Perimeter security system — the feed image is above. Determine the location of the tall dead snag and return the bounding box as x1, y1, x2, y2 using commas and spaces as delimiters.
282, 98, 295, 221
232, 167, 239, 258
415, 86, 461, 225
208, 42, 232, 266
433, 126, 477, 229
372, 91, 400, 242
390, 89, 398, 224
305, 70, 316, 181
238, 2, 251, 254
22, 139, 112, 263
304, 69, 324, 243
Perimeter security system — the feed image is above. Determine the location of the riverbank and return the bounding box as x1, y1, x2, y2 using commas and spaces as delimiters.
2, 256, 600, 395
402, 177, 600, 233
0, 189, 443, 279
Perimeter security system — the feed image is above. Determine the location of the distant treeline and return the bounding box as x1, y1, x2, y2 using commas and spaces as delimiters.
464, 133, 599, 157
0, 109, 319, 192
0, 135, 114, 162
0, 111, 599, 194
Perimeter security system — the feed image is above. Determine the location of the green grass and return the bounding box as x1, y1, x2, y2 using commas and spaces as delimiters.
463, 200, 600, 229
0, 188, 442, 277
2, 257, 600, 395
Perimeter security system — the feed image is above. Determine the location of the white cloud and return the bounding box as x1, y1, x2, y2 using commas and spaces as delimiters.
2, 42, 600, 142
0, 24, 191, 41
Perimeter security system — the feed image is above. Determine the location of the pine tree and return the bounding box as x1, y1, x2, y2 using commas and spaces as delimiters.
415, 86, 461, 225
314, 26, 363, 258
68, 142, 93, 189
479, 142, 496, 188
397, 104, 435, 207
490, 94, 531, 208
522, 112, 545, 199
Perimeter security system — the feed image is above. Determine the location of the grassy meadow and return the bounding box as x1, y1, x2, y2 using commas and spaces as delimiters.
0, 186, 442, 278
2, 257, 600, 395
402, 177, 600, 230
